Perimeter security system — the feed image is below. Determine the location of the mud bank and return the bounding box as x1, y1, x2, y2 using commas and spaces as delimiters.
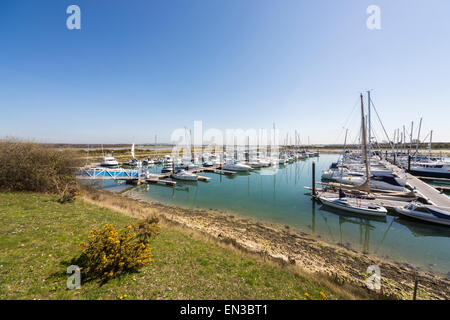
82, 189, 450, 300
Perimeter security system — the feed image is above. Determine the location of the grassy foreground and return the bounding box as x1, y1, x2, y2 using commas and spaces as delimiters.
0, 192, 340, 300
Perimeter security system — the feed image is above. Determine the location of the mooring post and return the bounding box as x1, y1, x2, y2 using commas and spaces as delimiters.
312, 162, 316, 198
413, 280, 419, 300
408, 155, 411, 172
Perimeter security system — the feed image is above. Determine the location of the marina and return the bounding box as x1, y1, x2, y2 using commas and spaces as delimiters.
78, 92, 450, 277
4, 0, 450, 302
89, 154, 450, 276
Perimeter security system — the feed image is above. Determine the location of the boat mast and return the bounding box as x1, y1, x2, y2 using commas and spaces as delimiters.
339, 128, 349, 195
360, 93, 370, 193
403, 125, 406, 155
409, 121, 414, 155
429, 130, 433, 159
367, 90, 371, 158
415, 117, 422, 160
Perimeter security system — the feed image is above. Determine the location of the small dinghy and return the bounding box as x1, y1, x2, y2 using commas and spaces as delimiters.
171, 169, 198, 181
318, 196, 387, 217
395, 203, 450, 226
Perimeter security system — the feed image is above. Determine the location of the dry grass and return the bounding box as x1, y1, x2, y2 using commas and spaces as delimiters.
1, 192, 343, 300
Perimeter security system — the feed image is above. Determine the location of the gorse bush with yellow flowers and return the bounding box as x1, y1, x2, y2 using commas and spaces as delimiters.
79, 218, 160, 281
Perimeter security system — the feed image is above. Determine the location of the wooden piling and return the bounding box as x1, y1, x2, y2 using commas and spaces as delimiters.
413, 280, 419, 300
312, 162, 316, 197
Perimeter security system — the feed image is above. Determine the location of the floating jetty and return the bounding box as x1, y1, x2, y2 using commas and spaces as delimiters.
193, 167, 237, 175
146, 173, 177, 186
382, 160, 450, 207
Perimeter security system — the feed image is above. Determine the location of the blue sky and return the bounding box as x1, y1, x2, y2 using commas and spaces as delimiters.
1, 0, 449, 144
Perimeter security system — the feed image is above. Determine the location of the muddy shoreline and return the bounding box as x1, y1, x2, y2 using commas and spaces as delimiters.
83, 189, 450, 300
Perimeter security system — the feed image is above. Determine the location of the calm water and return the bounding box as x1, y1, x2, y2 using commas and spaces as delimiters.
97, 154, 450, 276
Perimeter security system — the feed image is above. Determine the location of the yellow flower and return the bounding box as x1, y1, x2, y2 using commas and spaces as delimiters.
304, 292, 311, 299
319, 291, 327, 300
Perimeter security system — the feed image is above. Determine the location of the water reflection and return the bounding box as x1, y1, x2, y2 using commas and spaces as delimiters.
97, 155, 450, 275
395, 217, 450, 238
318, 205, 382, 253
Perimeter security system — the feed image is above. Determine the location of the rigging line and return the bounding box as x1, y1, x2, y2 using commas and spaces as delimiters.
332, 97, 361, 145
342, 97, 361, 129
370, 100, 394, 150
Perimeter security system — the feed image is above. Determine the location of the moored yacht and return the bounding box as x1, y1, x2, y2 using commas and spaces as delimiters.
396, 203, 450, 226
222, 160, 252, 172
319, 196, 387, 217
100, 156, 119, 168
171, 169, 198, 181
408, 161, 450, 179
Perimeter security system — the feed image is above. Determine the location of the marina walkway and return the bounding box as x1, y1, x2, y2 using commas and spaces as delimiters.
382, 161, 450, 207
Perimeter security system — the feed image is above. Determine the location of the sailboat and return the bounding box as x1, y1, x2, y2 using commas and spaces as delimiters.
319, 93, 388, 217
123, 143, 142, 167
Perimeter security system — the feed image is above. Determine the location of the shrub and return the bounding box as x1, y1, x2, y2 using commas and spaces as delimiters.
134, 217, 161, 242
79, 219, 159, 282
0, 138, 82, 202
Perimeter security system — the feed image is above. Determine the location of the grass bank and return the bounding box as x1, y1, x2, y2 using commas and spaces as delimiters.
0, 192, 342, 300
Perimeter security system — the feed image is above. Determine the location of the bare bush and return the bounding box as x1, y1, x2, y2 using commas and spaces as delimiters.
0, 138, 82, 202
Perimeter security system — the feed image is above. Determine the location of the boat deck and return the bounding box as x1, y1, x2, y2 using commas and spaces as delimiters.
316, 191, 413, 211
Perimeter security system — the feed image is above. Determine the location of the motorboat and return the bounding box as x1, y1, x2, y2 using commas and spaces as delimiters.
322, 164, 407, 192
318, 196, 387, 217
202, 161, 214, 167
222, 160, 252, 172
247, 161, 263, 169
176, 162, 199, 171
163, 155, 173, 164
408, 161, 450, 179
395, 203, 450, 226
100, 156, 119, 168
143, 158, 154, 166
171, 169, 198, 181
123, 158, 142, 167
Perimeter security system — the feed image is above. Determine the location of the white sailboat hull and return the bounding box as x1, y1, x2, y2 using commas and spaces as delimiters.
319, 197, 387, 217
